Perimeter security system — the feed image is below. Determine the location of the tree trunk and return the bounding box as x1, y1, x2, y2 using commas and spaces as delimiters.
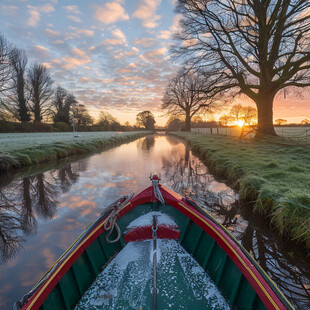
34, 99, 41, 122
33, 88, 42, 122
17, 75, 30, 122
255, 93, 276, 136
185, 111, 191, 131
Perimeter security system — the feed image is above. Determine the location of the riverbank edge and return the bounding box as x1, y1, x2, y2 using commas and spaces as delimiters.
0, 132, 149, 174
171, 132, 310, 249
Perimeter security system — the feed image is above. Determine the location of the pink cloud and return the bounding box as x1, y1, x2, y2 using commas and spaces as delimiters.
61, 48, 91, 69
1, 5, 18, 16
41, 62, 52, 69
144, 47, 167, 63
63, 5, 81, 15
94, 2, 129, 24
157, 30, 171, 39
132, 0, 161, 28
72, 48, 87, 57
113, 29, 126, 40
26, 10, 41, 27
132, 37, 156, 47
117, 62, 139, 73
67, 15, 82, 23
124, 47, 140, 57
75, 28, 94, 37
32, 45, 50, 58
27, 4, 55, 13
26, 3, 56, 27
171, 14, 181, 32
51, 40, 65, 45
102, 38, 125, 46
45, 28, 61, 37
102, 28, 127, 46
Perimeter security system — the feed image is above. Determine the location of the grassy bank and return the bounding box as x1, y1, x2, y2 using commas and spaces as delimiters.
0, 131, 148, 173
172, 132, 310, 248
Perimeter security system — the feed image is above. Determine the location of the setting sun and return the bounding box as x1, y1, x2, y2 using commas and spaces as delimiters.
236, 120, 245, 127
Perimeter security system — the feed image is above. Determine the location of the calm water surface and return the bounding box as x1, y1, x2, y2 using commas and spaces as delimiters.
0, 135, 309, 309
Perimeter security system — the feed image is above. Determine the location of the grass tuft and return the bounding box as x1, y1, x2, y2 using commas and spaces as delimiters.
239, 175, 266, 201
265, 161, 278, 168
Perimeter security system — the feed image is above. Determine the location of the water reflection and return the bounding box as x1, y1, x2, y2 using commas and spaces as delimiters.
238, 208, 310, 307
136, 134, 155, 151
0, 135, 309, 309
0, 162, 84, 264
161, 144, 310, 309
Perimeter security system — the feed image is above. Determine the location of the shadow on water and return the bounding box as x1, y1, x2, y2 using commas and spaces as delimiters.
0, 135, 309, 309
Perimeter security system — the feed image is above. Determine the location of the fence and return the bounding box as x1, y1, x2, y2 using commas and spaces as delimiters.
192, 127, 310, 144
275, 127, 310, 144
191, 127, 255, 139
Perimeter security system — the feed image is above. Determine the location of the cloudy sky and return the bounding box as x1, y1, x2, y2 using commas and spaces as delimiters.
1, 0, 180, 125
1, 0, 310, 125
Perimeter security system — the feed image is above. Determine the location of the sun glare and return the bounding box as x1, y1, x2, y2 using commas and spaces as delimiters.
236, 120, 245, 127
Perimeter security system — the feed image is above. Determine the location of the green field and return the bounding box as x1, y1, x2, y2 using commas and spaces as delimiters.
172, 132, 310, 249
0, 131, 148, 172
192, 126, 310, 144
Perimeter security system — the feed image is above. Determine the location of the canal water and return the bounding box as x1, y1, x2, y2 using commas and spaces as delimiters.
0, 135, 309, 309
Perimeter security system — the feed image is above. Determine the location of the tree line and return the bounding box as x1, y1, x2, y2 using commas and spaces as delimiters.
0, 34, 92, 131
161, 0, 310, 136
0, 34, 158, 132
165, 103, 310, 130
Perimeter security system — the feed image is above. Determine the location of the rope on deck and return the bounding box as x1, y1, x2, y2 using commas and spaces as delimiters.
152, 215, 158, 310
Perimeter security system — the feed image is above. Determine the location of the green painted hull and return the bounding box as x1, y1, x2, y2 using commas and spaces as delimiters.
16, 185, 294, 310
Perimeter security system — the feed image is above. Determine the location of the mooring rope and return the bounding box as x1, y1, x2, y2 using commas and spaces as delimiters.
152, 177, 165, 207
152, 215, 158, 310
103, 193, 134, 243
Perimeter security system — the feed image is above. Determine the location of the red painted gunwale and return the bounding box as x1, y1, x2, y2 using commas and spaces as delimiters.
123, 224, 180, 242
23, 184, 287, 310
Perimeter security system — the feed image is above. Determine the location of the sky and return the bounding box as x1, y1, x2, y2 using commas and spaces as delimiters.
1, 0, 310, 126
1, 0, 180, 126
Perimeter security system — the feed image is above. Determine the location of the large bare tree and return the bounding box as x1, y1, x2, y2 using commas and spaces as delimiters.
0, 34, 13, 94
173, 0, 310, 135
162, 70, 217, 131
27, 63, 54, 122
10, 48, 30, 122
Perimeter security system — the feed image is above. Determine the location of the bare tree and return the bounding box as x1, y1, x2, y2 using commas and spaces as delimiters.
52, 86, 77, 124
10, 48, 30, 122
0, 34, 13, 94
229, 104, 243, 122
162, 70, 217, 131
173, 0, 310, 136
242, 106, 257, 125
219, 114, 234, 126
0, 98, 16, 121
27, 63, 54, 122
73, 104, 93, 129
97, 111, 121, 130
